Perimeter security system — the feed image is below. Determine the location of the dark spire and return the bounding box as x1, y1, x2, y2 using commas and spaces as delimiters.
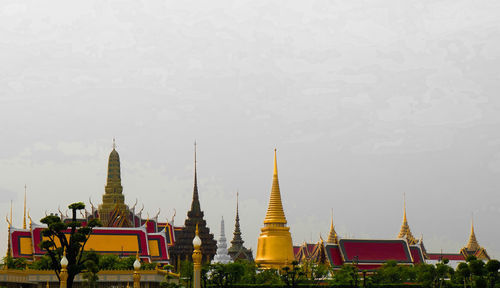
229, 192, 244, 251
189, 141, 201, 216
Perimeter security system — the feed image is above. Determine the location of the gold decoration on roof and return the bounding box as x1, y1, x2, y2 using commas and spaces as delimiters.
263, 149, 287, 226
465, 218, 480, 251
327, 210, 338, 244
397, 194, 418, 245
23, 185, 27, 230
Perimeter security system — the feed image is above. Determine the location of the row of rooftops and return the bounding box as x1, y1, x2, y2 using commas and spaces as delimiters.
5, 142, 491, 267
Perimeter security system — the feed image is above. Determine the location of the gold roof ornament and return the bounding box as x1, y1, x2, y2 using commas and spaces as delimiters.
263, 149, 287, 226
397, 194, 418, 245
460, 216, 490, 260
465, 218, 480, 251
327, 209, 338, 244
23, 185, 27, 230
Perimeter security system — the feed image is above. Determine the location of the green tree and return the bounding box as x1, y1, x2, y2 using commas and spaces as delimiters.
254, 267, 282, 285
416, 263, 438, 288
332, 264, 357, 285
39, 202, 101, 288
281, 260, 304, 288
81, 251, 99, 288
371, 260, 417, 284
485, 259, 500, 288
455, 262, 471, 288
2, 255, 27, 270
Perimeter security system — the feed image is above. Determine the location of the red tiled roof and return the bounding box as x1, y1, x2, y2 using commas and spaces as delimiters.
427, 253, 465, 261
326, 244, 344, 266
410, 246, 424, 264
339, 239, 412, 264
293, 246, 301, 255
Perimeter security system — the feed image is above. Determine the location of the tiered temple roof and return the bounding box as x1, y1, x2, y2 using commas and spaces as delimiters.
327, 212, 338, 245
397, 195, 418, 245
459, 219, 490, 261
228, 193, 253, 262
168, 144, 217, 269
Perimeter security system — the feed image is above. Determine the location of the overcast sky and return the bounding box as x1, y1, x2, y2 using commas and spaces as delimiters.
1, 0, 500, 260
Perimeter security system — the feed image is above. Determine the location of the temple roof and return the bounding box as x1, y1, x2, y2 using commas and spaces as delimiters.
327, 211, 338, 244
397, 195, 418, 245
465, 219, 480, 251
339, 239, 413, 264
169, 144, 217, 265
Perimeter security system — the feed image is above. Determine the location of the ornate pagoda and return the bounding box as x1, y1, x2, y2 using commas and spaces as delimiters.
98, 140, 132, 227
397, 195, 418, 245
460, 219, 490, 260
169, 144, 217, 270
255, 149, 294, 269
327, 211, 339, 244
227, 193, 253, 262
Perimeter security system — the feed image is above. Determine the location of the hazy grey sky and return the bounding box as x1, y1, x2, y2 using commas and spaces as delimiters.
1, 0, 500, 259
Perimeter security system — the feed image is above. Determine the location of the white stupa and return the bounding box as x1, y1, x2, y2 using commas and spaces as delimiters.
212, 216, 233, 264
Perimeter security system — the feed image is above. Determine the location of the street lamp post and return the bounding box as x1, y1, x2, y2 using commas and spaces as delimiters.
60, 250, 68, 288
192, 223, 202, 288
133, 252, 141, 288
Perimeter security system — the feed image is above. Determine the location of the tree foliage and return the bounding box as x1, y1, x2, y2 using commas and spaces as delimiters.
39, 202, 101, 288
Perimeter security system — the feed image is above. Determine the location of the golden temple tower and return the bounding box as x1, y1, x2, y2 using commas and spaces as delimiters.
460, 218, 490, 260
98, 140, 131, 227
255, 149, 294, 269
397, 194, 418, 245
327, 210, 338, 244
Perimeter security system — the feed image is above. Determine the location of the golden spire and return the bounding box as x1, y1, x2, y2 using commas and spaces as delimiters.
23, 185, 27, 230
466, 217, 480, 251
327, 209, 338, 244
403, 193, 407, 223
263, 149, 287, 226
10, 200, 13, 228
255, 149, 294, 269
397, 193, 417, 245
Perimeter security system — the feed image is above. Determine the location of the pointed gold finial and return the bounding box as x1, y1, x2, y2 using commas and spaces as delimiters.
398, 194, 417, 245
28, 210, 32, 228
273, 148, 278, 176
327, 209, 338, 244
10, 200, 13, 228
23, 185, 27, 229
466, 214, 480, 251
195, 222, 199, 236
403, 193, 407, 223
263, 149, 287, 226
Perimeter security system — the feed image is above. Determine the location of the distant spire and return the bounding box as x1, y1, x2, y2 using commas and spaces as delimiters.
230, 192, 244, 249
327, 209, 338, 244
10, 200, 13, 228
263, 149, 287, 226
112, 137, 116, 150
398, 193, 417, 245
466, 216, 480, 251
403, 193, 407, 223
23, 185, 27, 229
212, 216, 232, 264
190, 141, 201, 214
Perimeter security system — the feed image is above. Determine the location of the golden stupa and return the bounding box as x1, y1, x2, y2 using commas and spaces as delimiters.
255, 149, 294, 269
